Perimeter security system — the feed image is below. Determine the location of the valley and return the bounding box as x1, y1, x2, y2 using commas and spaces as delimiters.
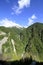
0, 23, 43, 62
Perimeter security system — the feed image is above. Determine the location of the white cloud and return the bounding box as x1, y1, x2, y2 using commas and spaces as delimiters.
28, 18, 33, 26
28, 14, 37, 26
12, 0, 30, 14
0, 18, 22, 28
18, 0, 30, 8
31, 14, 37, 19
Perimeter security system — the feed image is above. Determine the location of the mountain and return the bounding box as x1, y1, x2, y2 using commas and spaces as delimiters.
0, 22, 43, 62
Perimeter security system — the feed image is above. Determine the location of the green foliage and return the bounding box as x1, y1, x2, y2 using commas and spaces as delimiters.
0, 22, 43, 62
0, 35, 4, 40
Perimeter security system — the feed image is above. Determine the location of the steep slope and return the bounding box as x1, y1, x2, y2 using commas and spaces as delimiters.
0, 23, 43, 62
24, 23, 43, 62
16, 22, 43, 61
0, 27, 24, 61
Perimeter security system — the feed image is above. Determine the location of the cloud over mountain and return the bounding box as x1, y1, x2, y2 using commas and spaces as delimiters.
28, 14, 37, 26
0, 18, 22, 28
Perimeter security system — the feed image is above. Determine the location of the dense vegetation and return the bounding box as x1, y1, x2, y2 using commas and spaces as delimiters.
0, 22, 43, 62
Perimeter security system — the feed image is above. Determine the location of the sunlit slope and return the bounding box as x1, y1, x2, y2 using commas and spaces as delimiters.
0, 23, 43, 62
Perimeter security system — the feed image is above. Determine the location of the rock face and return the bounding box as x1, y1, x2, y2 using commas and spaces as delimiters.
0, 37, 8, 54
0, 23, 43, 61
0, 31, 6, 35
11, 39, 16, 54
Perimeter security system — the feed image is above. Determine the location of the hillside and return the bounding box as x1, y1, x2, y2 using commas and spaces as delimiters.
0, 23, 43, 62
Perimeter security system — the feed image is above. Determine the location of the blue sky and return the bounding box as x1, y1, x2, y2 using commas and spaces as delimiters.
0, 0, 43, 27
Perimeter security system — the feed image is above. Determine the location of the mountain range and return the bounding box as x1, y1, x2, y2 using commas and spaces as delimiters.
0, 22, 43, 62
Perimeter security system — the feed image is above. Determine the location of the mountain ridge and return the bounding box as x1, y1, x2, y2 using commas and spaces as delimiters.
0, 22, 43, 62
